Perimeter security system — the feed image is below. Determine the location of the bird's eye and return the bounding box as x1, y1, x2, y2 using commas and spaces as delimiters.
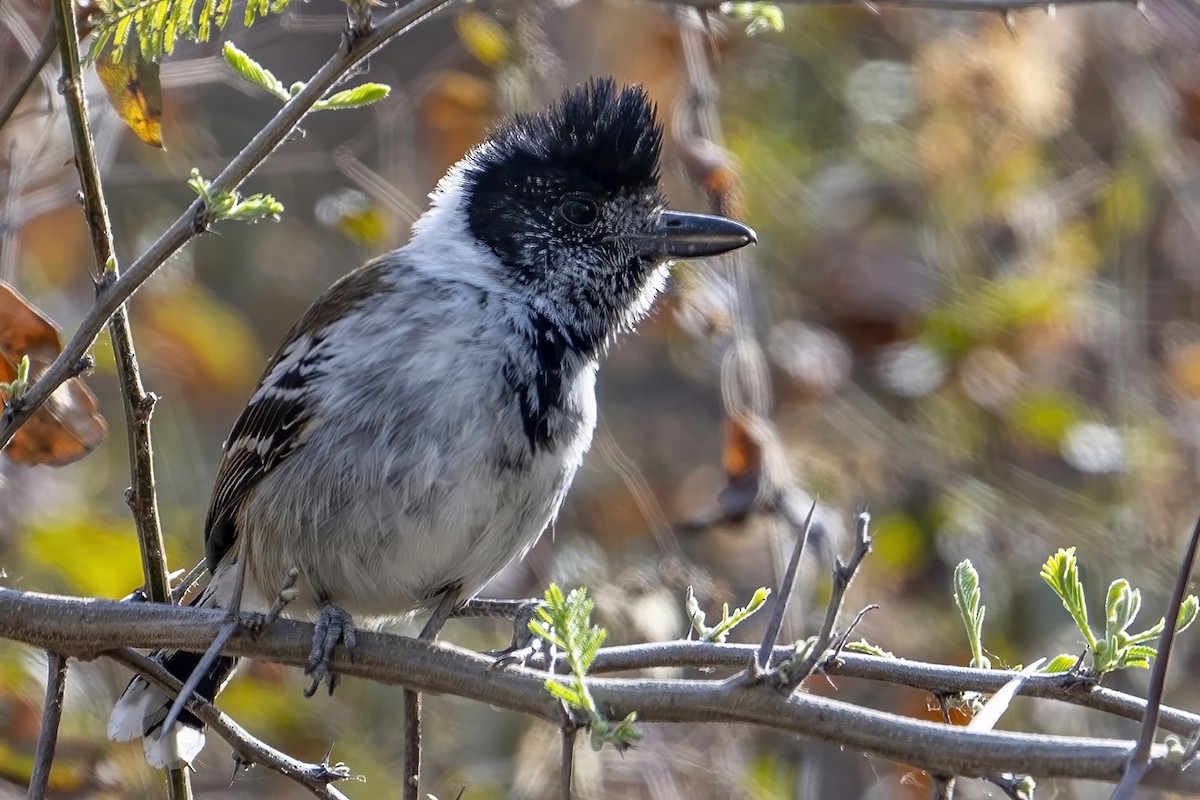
558, 198, 598, 227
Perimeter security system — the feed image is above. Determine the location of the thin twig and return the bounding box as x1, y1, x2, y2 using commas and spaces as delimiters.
169, 561, 210, 604
561, 724, 577, 800
1110, 510, 1200, 799
402, 689, 421, 800
110, 648, 353, 800
51, 0, 184, 793
0, 0, 454, 452
931, 775, 955, 799
404, 590, 461, 800
0, 22, 56, 133
53, 0, 171, 607
754, 499, 816, 673
161, 620, 238, 736
27, 652, 68, 800
776, 511, 873, 690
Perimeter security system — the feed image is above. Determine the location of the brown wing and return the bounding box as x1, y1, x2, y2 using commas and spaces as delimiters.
202, 260, 392, 572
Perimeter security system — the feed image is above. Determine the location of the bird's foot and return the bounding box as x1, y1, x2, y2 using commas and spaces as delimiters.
451, 598, 547, 667
305, 603, 356, 697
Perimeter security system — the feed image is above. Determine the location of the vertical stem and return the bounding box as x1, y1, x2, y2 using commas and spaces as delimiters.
560, 725, 576, 800
51, 2, 182, 796
0, 23, 57, 133
402, 688, 421, 800
52, 0, 171, 608
27, 652, 68, 800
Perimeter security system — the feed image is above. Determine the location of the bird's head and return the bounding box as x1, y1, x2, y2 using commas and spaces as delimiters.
411, 78, 755, 355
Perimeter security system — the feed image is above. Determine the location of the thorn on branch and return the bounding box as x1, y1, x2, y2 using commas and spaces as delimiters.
830, 604, 880, 661
73, 353, 95, 377
752, 497, 816, 676
771, 511, 873, 692
133, 391, 158, 424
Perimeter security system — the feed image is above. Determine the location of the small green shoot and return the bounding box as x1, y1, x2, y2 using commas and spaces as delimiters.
685, 586, 770, 643
0, 355, 31, 403
312, 84, 392, 111
1039, 548, 1199, 674
719, 2, 785, 34
223, 43, 390, 111
188, 169, 283, 223
842, 640, 895, 658
953, 560, 991, 669
529, 584, 641, 752
223, 43, 288, 101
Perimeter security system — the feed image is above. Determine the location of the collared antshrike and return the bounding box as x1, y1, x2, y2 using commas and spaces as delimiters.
108, 77, 755, 768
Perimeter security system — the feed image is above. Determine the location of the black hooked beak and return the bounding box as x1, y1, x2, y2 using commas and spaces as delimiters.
627, 210, 757, 259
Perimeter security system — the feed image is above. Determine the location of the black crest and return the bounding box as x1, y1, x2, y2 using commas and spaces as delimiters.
468, 77, 663, 195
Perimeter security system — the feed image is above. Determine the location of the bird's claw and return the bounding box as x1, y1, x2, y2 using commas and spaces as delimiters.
305, 603, 356, 697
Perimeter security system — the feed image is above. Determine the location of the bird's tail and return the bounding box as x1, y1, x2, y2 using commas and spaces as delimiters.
107, 564, 241, 769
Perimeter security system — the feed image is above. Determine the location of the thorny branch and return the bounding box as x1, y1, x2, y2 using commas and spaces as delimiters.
51, 0, 183, 792
52, 0, 171, 614
773, 510, 873, 690
3, 588, 1200, 793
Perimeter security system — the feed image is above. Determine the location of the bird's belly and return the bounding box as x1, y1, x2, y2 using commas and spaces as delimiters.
241, 429, 584, 621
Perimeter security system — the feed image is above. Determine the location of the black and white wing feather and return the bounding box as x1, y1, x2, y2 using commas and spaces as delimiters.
202, 261, 392, 572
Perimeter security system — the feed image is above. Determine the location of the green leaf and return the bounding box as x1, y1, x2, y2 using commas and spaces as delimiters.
1105, 579, 1140, 640
544, 680, 581, 706
1119, 645, 1157, 669
953, 560, 990, 669
187, 168, 283, 223
1178, 595, 1199, 632
88, 0, 291, 64
312, 83, 392, 112
528, 583, 641, 752
719, 2, 785, 34
1040, 548, 1097, 650
843, 640, 895, 658
223, 42, 288, 100
1041, 653, 1081, 674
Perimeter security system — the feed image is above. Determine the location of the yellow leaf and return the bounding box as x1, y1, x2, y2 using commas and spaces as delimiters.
95, 47, 164, 148
454, 11, 510, 67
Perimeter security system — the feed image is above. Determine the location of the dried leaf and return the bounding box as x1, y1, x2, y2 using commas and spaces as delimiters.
680, 138, 744, 219
722, 413, 762, 483
95, 46, 164, 148
0, 282, 107, 467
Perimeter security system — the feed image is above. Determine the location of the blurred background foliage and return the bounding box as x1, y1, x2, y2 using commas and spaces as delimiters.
3, 0, 1200, 796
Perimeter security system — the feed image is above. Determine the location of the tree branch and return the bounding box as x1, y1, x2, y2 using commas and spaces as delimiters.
0, 20, 56, 134
0, 0, 454, 452
53, 0, 172, 613
3, 588, 1199, 792
27, 652, 67, 800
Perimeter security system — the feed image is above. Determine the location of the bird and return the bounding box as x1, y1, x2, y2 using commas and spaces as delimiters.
107, 76, 755, 769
